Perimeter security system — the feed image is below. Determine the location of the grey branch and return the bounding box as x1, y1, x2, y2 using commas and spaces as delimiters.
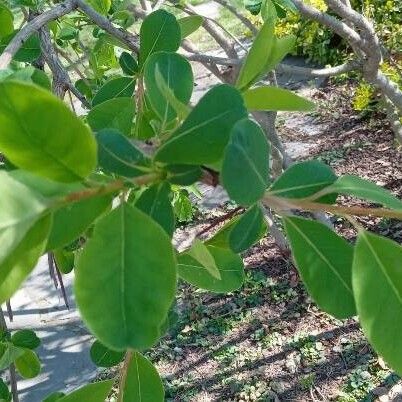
0, 0, 77, 69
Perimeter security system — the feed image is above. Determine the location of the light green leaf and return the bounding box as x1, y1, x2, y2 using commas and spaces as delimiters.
0, 214, 51, 304
0, 5, 13, 38
86, 0, 111, 15
221, 118, 269, 206
178, 15, 204, 38
15, 349, 41, 379
353, 231, 402, 374
188, 239, 221, 280
53, 248, 74, 274
134, 182, 175, 236
284, 216, 355, 318
57, 381, 114, 402
139, 10, 181, 67
122, 351, 164, 402
268, 160, 337, 200
178, 245, 244, 293
243, 86, 315, 111
229, 205, 265, 252
87, 97, 135, 136
90, 340, 125, 368
263, 35, 295, 73
0, 81, 97, 182
0, 344, 24, 370
92, 77, 135, 106
236, 16, 275, 90
144, 52, 193, 124
75, 203, 177, 350
155, 84, 247, 165
42, 392, 65, 402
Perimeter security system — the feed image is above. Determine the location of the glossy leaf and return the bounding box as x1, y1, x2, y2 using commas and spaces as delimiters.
11, 330, 40, 350
284, 216, 355, 318
221, 119, 269, 206
178, 15, 204, 38
92, 77, 135, 106
87, 97, 134, 136
47, 194, 112, 251
353, 231, 402, 374
15, 348, 41, 379
96, 129, 146, 177
122, 351, 164, 402
236, 17, 275, 90
134, 182, 175, 236
0, 32, 40, 62
119, 52, 138, 75
90, 340, 125, 367
243, 86, 315, 111
229, 205, 265, 252
57, 381, 114, 402
0, 215, 51, 304
0, 81, 97, 182
139, 10, 181, 67
155, 84, 247, 165
269, 160, 337, 200
178, 245, 244, 293
144, 52, 193, 124
75, 203, 177, 350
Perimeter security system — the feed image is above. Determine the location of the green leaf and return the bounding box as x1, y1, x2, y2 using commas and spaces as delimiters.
122, 351, 164, 402
92, 77, 135, 106
0, 344, 24, 370
263, 35, 295, 73
90, 340, 125, 368
0, 81, 97, 182
319, 175, 402, 210
236, 16, 275, 90
155, 84, 247, 165
0, 32, 40, 62
11, 330, 40, 350
221, 118, 269, 206
134, 182, 175, 236
243, 86, 315, 111
0, 214, 51, 304
173, 190, 193, 222
86, 0, 111, 15
139, 10, 181, 68
0, 379, 11, 402
42, 392, 66, 402
166, 165, 202, 186
0, 171, 48, 267
75, 203, 177, 350
144, 52, 193, 124
15, 348, 40, 379
229, 205, 265, 252
6, 67, 51, 91
47, 194, 112, 251
119, 52, 138, 75
269, 160, 337, 200
178, 15, 204, 38
96, 129, 146, 177
53, 248, 75, 274
353, 231, 402, 374
178, 245, 244, 292
284, 216, 355, 319
57, 381, 114, 402
0, 5, 13, 39
187, 239, 221, 280
87, 97, 134, 136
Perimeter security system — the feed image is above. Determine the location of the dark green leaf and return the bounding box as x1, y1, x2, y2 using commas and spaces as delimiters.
0, 379, 11, 402
134, 182, 175, 236
178, 15, 204, 38
57, 381, 114, 402
178, 245, 244, 292
87, 97, 135, 136
139, 10, 181, 67
92, 77, 135, 106
353, 231, 402, 374
53, 248, 75, 274
11, 330, 40, 350
155, 84, 247, 165
284, 216, 355, 319
90, 340, 125, 367
15, 348, 40, 379
0, 81, 97, 182
75, 203, 177, 350
42, 392, 66, 402
166, 165, 202, 186
119, 52, 138, 75
221, 118, 269, 206
123, 351, 164, 401
243, 86, 315, 111
96, 129, 146, 177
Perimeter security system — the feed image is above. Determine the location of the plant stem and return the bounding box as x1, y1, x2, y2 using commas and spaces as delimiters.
117, 350, 133, 402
